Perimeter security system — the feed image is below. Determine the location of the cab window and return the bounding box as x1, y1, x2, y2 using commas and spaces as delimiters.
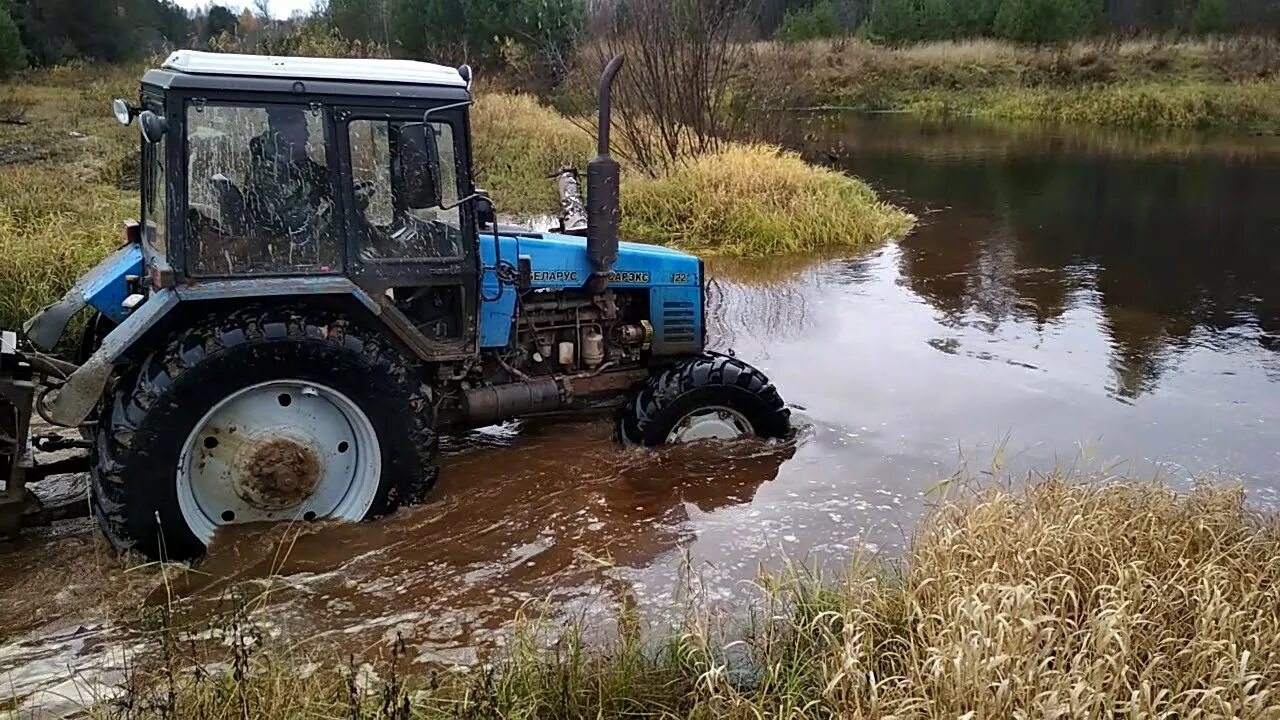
347, 118, 464, 262
184, 102, 339, 276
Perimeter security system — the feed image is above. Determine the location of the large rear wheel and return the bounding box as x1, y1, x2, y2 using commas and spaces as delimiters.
619, 353, 790, 447
91, 308, 438, 560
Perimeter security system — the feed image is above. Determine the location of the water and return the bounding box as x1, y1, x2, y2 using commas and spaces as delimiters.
3, 116, 1280, 706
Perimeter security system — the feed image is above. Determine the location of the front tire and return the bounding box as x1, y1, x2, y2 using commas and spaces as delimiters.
619, 353, 790, 446
91, 308, 438, 561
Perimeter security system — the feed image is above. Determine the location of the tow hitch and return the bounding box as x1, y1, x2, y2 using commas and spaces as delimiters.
0, 331, 92, 538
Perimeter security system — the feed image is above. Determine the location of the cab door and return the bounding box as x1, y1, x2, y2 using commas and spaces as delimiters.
335, 105, 479, 360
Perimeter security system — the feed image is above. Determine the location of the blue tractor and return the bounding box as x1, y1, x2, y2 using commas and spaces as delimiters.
0, 52, 790, 560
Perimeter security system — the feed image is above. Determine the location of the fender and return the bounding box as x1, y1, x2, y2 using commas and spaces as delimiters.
38, 277, 387, 427
24, 243, 144, 352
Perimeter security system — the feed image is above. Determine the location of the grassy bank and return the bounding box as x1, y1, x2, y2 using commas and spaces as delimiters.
103, 477, 1280, 718
0, 70, 911, 329
749, 36, 1280, 132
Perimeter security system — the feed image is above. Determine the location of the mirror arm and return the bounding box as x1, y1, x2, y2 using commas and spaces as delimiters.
423, 99, 473, 123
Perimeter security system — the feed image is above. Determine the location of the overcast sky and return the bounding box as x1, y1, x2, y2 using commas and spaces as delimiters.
174, 0, 319, 18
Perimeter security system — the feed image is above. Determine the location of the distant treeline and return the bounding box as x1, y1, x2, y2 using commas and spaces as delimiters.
771, 0, 1280, 42
3, 0, 1279, 80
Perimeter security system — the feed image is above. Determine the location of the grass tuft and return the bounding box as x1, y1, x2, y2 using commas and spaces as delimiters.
623, 143, 915, 255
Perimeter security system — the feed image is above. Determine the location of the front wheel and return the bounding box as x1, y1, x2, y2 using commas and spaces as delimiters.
619, 354, 790, 446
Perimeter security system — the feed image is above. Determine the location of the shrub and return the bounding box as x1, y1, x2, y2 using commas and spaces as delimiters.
777, 0, 844, 42
621, 143, 916, 255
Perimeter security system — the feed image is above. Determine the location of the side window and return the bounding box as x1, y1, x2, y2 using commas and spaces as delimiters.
347, 118, 464, 262
185, 102, 338, 276
348, 120, 393, 226
141, 120, 166, 253
434, 123, 459, 222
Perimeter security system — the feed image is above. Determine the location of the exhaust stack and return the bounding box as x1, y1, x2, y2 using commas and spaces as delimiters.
586, 54, 625, 293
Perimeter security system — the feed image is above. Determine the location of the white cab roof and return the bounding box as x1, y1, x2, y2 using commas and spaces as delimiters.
162, 50, 467, 88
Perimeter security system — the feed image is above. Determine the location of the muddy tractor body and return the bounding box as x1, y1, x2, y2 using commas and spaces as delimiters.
0, 52, 789, 559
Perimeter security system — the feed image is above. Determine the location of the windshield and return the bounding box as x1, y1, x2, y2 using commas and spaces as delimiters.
347, 118, 464, 262
184, 101, 339, 276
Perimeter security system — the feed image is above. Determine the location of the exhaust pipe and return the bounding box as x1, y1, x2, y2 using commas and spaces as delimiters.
586, 54, 625, 294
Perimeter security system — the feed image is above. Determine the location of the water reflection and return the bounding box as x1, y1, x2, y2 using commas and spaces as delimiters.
793, 115, 1280, 399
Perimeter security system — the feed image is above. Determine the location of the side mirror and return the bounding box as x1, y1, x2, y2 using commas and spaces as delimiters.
138, 110, 168, 143
398, 122, 443, 210
474, 192, 495, 227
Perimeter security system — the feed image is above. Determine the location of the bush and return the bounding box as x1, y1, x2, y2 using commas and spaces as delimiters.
777, 0, 844, 42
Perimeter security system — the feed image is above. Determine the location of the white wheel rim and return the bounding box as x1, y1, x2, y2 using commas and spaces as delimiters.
177, 379, 381, 545
666, 405, 755, 444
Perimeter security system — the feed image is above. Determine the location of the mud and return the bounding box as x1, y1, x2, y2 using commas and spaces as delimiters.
242, 438, 322, 508
4, 116, 1280, 713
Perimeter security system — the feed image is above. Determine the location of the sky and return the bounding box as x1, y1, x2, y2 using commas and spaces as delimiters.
174, 0, 318, 19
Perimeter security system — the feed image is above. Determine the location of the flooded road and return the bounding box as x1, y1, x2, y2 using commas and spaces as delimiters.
4, 117, 1280, 704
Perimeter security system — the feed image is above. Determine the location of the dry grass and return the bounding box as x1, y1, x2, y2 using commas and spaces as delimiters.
98, 477, 1280, 718
470, 92, 596, 215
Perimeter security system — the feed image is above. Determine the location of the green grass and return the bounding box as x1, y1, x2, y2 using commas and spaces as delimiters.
99, 477, 1280, 718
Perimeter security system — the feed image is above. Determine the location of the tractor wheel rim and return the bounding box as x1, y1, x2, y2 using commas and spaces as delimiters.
177, 379, 381, 545
666, 406, 754, 444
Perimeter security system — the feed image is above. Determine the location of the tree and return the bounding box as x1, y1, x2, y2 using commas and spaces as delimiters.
993, 0, 1093, 44
204, 4, 239, 41
1191, 0, 1226, 34
865, 0, 920, 43
950, 0, 1000, 36
0, 0, 25, 76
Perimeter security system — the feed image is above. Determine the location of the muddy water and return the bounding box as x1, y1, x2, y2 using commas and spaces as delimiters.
5, 118, 1280, 701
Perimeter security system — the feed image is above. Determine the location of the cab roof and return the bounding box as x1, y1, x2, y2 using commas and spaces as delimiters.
162, 50, 468, 88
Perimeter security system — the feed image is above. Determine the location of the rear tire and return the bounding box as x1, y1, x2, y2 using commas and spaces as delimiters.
90, 307, 438, 561
619, 353, 790, 447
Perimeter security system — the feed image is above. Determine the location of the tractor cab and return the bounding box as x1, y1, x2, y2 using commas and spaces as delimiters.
130, 51, 483, 355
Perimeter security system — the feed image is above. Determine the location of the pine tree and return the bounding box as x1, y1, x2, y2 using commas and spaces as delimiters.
0, 0, 26, 76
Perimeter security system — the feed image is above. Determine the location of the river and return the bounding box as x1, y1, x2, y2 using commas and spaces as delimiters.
2, 116, 1278, 709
